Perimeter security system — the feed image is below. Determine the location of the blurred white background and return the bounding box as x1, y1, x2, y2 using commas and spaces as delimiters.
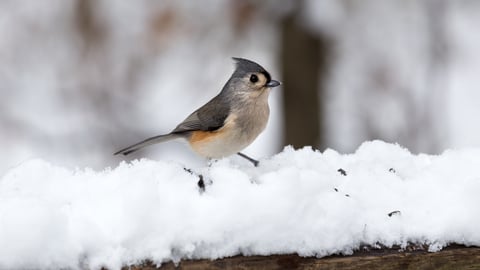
1, 0, 480, 175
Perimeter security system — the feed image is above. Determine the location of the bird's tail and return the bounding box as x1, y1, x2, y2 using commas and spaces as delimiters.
114, 133, 180, 156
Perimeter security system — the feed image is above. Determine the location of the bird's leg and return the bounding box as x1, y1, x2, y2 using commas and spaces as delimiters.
183, 167, 205, 193
237, 152, 259, 167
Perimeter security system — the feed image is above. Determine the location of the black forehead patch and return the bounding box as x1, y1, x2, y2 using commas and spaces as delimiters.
261, 71, 271, 82
231, 57, 272, 82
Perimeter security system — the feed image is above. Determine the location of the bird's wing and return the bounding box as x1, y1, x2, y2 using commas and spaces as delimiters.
172, 97, 230, 133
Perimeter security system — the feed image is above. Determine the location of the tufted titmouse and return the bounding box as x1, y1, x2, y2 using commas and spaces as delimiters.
114, 57, 280, 166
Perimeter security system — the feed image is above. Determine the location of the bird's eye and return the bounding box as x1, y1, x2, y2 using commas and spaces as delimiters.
250, 74, 258, 83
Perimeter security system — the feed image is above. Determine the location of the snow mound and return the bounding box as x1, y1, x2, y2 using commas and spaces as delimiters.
1, 141, 480, 269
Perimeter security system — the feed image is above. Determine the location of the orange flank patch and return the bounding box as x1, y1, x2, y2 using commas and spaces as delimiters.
187, 114, 238, 158
189, 130, 219, 144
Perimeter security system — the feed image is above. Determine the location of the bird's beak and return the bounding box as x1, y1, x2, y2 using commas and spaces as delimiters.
265, 80, 281, 88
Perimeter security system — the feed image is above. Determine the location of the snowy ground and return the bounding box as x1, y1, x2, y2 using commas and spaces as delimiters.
0, 141, 479, 269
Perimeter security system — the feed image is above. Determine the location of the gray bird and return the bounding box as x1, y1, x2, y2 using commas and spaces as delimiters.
114, 57, 280, 166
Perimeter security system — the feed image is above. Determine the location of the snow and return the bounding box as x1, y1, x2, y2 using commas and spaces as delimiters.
1, 140, 479, 269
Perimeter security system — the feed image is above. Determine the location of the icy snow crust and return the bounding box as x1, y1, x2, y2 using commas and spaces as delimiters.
1, 141, 479, 269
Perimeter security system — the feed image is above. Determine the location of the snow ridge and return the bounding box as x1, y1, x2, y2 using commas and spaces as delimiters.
0, 141, 479, 269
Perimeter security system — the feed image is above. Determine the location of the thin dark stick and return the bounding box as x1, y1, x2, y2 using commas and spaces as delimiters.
183, 168, 205, 192
237, 152, 259, 167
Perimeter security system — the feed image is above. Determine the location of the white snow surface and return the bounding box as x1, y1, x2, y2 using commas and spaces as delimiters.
1, 141, 479, 269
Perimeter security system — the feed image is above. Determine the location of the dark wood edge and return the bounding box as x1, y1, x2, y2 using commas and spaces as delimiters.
123, 244, 480, 270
